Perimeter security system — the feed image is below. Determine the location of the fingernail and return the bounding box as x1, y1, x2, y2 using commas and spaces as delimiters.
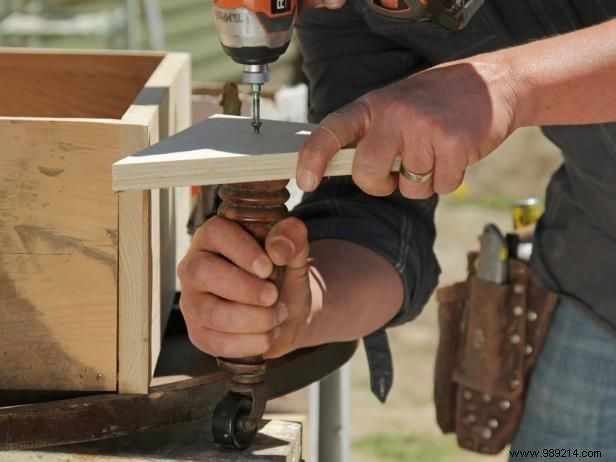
273, 327, 282, 339
298, 169, 318, 192
277, 304, 289, 323
260, 284, 278, 306
252, 256, 272, 279
324, 0, 344, 7
270, 238, 295, 260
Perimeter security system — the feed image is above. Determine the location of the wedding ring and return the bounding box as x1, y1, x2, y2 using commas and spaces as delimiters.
399, 164, 434, 184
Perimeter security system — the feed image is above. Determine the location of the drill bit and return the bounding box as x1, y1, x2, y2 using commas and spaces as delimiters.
251, 83, 263, 134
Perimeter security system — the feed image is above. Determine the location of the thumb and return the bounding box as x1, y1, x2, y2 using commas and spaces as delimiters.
265, 217, 310, 270
297, 100, 370, 192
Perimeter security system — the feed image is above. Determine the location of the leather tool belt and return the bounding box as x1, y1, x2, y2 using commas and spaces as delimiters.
434, 252, 558, 454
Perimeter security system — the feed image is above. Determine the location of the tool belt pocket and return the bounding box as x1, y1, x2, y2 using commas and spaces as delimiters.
434, 253, 558, 455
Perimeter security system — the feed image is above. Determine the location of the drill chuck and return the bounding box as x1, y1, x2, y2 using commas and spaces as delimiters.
242, 64, 270, 85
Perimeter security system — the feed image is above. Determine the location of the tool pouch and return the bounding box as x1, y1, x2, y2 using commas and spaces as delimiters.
434, 253, 558, 454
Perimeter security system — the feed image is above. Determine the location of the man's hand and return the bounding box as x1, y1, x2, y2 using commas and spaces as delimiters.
178, 216, 313, 359
297, 59, 521, 199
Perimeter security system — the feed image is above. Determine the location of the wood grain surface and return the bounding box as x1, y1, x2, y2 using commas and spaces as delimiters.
0, 51, 163, 119
116, 52, 190, 394
0, 50, 190, 393
2, 420, 302, 462
0, 119, 122, 391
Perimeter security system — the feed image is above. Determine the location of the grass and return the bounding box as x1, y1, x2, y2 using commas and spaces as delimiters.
353, 433, 480, 462
443, 182, 521, 211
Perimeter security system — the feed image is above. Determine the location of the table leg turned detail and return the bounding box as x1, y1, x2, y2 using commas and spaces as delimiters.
212, 180, 290, 449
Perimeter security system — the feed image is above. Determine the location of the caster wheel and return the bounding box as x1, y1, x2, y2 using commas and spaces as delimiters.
212, 393, 257, 449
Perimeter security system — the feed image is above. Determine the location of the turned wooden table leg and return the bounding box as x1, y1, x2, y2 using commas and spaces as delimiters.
212, 179, 290, 448
210, 82, 293, 449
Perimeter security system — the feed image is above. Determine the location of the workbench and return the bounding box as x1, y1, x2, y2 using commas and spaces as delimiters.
3, 418, 302, 461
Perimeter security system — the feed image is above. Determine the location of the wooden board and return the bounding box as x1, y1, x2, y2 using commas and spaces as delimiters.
117, 53, 191, 394
0, 119, 122, 391
0, 308, 357, 451
2, 420, 302, 462
146, 53, 192, 381
0, 49, 163, 119
0, 50, 190, 394
112, 115, 403, 191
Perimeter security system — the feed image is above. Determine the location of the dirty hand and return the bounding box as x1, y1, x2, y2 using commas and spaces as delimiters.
297, 58, 520, 198
178, 216, 312, 359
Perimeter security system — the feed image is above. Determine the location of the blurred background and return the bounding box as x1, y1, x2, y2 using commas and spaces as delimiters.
0, 0, 300, 83
0, 2, 563, 460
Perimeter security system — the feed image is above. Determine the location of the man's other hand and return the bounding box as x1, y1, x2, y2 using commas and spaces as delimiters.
178, 216, 312, 359
297, 59, 520, 199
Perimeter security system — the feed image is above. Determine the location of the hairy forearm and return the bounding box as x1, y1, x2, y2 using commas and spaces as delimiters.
293, 239, 404, 349
496, 18, 616, 127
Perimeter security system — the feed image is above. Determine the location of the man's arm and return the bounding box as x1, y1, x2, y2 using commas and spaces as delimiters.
509, 18, 616, 127
297, 19, 616, 200
293, 239, 403, 350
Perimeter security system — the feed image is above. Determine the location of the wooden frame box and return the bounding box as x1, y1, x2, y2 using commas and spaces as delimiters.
0, 48, 191, 395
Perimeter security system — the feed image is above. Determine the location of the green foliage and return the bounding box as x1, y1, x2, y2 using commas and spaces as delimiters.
444, 193, 517, 210
353, 433, 477, 462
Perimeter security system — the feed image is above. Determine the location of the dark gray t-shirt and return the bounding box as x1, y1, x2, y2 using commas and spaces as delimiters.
294, 0, 616, 399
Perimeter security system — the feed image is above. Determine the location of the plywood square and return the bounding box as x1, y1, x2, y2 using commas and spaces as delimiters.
112, 115, 370, 191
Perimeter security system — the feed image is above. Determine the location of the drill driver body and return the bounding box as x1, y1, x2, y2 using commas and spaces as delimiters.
213, 0, 298, 132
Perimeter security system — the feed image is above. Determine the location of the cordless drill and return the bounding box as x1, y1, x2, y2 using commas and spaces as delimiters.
212, 0, 298, 133
212, 0, 483, 134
